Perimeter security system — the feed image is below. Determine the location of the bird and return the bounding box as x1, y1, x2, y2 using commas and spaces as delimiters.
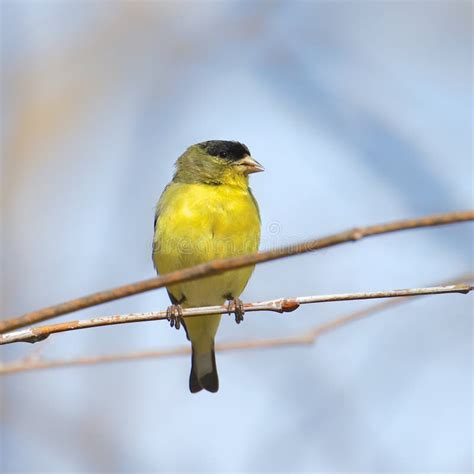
152, 140, 263, 393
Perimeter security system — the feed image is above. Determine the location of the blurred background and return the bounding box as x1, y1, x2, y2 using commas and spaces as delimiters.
1, 1, 473, 472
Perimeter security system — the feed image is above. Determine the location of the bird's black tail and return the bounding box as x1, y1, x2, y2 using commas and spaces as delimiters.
189, 345, 219, 393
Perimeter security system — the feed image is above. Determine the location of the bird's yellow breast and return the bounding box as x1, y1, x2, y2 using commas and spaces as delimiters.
153, 181, 260, 307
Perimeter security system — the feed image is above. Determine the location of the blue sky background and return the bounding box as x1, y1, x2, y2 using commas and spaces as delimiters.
1, 1, 473, 472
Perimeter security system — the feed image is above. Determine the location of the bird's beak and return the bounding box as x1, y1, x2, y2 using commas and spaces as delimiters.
233, 155, 265, 174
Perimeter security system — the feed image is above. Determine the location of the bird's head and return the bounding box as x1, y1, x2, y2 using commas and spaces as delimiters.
173, 140, 264, 186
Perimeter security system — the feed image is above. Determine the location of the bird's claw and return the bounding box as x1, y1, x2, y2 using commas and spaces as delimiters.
228, 297, 245, 324
166, 304, 184, 330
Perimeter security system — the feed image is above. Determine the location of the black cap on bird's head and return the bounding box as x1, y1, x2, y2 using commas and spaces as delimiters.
196, 140, 264, 174
198, 141, 250, 161
174, 140, 264, 184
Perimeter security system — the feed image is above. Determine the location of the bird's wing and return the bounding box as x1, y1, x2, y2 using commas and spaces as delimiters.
152, 183, 171, 272
248, 186, 261, 222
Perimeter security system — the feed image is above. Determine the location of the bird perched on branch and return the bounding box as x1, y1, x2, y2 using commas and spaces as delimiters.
152, 140, 263, 393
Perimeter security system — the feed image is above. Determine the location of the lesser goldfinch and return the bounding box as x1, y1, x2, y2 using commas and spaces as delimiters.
152, 141, 263, 393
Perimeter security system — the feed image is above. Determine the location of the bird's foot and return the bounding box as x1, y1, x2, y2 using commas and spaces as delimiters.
227, 297, 245, 324
166, 304, 184, 330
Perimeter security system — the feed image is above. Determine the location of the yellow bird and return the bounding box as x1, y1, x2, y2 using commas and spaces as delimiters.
152, 140, 263, 393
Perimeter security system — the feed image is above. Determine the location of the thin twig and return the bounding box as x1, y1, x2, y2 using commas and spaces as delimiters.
2, 276, 472, 375
0, 210, 472, 333
0, 283, 471, 345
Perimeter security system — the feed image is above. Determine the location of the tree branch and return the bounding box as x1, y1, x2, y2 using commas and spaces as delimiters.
2, 276, 472, 375
0, 283, 471, 345
1, 210, 472, 333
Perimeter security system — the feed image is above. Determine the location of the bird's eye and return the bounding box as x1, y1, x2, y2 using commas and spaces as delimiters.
218, 151, 228, 158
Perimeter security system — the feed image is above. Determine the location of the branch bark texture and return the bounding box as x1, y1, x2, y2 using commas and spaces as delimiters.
1, 210, 472, 333
2, 277, 471, 375
0, 284, 471, 345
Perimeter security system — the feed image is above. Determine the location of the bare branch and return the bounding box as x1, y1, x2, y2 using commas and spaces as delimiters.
0, 283, 471, 345
1, 210, 472, 333
2, 276, 472, 375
